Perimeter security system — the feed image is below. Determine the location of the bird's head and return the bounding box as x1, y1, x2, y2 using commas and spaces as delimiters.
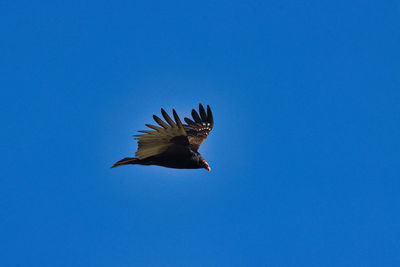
200, 158, 211, 171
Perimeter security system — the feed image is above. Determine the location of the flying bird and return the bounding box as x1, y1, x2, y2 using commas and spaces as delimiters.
112, 104, 214, 171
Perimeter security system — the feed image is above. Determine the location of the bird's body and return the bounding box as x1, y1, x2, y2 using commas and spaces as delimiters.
113, 150, 205, 169
112, 104, 213, 171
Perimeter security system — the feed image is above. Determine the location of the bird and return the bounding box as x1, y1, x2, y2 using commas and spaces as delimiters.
112, 104, 214, 171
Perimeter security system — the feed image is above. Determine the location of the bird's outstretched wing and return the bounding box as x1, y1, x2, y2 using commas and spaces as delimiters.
135, 109, 189, 159
183, 104, 214, 151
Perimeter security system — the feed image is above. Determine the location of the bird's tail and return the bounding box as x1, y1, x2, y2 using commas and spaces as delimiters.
111, 157, 139, 168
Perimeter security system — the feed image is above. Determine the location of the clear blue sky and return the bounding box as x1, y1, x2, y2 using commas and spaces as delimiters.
1, 1, 399, 266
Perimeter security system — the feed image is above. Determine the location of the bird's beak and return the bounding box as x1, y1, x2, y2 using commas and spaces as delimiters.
203, 161, 211, 171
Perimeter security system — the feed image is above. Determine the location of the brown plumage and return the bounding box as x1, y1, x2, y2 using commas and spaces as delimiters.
112, 104, 214, 171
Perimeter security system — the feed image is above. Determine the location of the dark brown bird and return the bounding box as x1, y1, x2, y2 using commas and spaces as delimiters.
112, 104, 214, 171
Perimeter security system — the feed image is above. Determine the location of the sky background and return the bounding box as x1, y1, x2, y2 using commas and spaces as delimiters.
1, 1, 400, 266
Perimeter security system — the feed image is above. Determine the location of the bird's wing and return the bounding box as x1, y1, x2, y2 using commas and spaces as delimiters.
134, 109, 189, 159
183, 104, 214, 151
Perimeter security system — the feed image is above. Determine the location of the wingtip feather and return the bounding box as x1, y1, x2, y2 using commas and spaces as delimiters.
199, 104, 207, 121
153, 114, 169, 129
172, 109, 184, 128
161, 108, 176, 128
206, 105, 213, 126
184, 117, 196, 125
192, 109, 202, 123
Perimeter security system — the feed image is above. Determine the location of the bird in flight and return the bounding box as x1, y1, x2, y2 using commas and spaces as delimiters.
112, 104, 214, 171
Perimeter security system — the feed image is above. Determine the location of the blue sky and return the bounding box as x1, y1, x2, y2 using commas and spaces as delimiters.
1, 1, 399, 266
